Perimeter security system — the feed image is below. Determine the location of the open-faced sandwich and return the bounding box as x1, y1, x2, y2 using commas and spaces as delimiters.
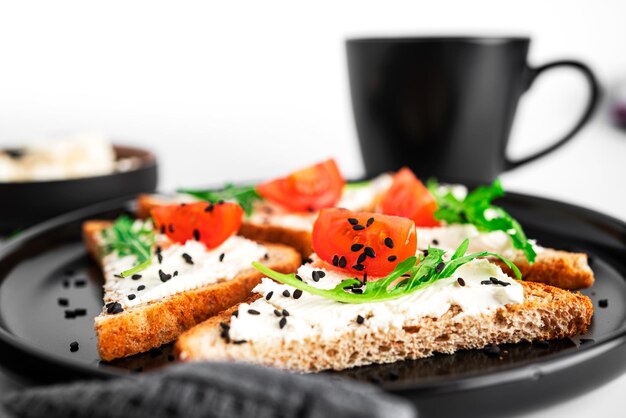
136, 159, 594, 290
174, 208, 593, 371
83, 201, 300, 361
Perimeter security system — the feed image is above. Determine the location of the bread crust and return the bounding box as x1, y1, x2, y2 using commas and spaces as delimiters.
174, 281, 593, 372
83, 220, 301, 361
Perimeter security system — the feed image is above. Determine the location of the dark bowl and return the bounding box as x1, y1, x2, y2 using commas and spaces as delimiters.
0, 145, 158, 234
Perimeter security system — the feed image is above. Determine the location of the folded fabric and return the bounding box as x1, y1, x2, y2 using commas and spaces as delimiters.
0, 362, 416, 418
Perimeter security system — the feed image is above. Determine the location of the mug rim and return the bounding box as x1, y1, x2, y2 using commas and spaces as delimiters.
346, 36, 530, 45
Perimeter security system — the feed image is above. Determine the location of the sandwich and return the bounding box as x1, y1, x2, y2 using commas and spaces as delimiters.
83, 201, 300, 361
175, 208, 593, 372
136, 160, 593, 289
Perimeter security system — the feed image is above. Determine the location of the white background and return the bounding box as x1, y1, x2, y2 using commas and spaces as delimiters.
0, 1, 625, 417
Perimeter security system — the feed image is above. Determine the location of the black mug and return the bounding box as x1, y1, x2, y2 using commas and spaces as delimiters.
346, 37, 600, 183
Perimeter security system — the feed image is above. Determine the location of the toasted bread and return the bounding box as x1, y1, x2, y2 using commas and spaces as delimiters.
83, 220, 301, 361
175, 281, 593, 372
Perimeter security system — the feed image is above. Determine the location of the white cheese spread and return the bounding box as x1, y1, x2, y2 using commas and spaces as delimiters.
102, 235, 267, 309
228, 258, 524, 343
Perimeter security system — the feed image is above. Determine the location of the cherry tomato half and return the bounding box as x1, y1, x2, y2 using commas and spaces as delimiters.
256, 159, 345, 212
312, 208, 417, 278
151, 201, 243, 249
379, 167, 439, 227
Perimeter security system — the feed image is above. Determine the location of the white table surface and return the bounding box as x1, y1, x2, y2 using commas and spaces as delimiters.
0, 117, 624, 418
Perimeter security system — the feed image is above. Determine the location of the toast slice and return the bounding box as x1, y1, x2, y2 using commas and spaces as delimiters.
83, 220, 301, 361
175, 280, 592, 372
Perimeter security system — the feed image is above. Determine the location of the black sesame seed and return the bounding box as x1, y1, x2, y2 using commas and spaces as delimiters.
387, 255, 397, 262
274, 309, 282, 317
366, 217, 374, 227
233, 340, 247, 345
219, 322, 230, 331
74, 280, 86, 287
351, 243, 364, 252
160, 225, 166, 234
357, 253, 367, 264
205, 203, 214, 212
293, 289, 303, 299
432, 239, 439, 246
304, 257, 313, 264
114, 274, 123, 278
74, 308, 87, 316
312, 270, 325, 282
58, 298, 69, 307
247, 309, 260, 315
481, 280, 492, 285
353, 264, 365, 271
282, 290, 291, 297
158, 270, 172, 282
384, 237, 394, 249
128, 294, 136, 301
182, 253, 194, 265
457, 277, 466, 287
353, 225, 365, 231
282, 309, 290, 317
217, 200, 225, 205
422, 249, 429, 257
62, 280, 70, 288
363, 273, 368, 283
131, 274, 142, 280
69, 341, 79, 352
137, 285, 146, 291
489, 277, 499, 284
348, 218, 359, 225
599, 299, 608, 308
156, 246, 162, 254
157, 253, 163, 264
356, 315, 365, 324
435, 262, 445, 273
233, 310, 239, 318
295, 274, 303, 281
64, 310, 76, 319
332, 255, 339, 267
338, 256, 347, 268
266, 291, 274, 300
279, 317, 287, 329
107, 302, 124, 315
352, 288, 363, 294
193, 229, 200, 241
168, 224, 175, 233
364, 247, 375, 258
219, 253, 225, 262
264, 253, 269, 260
484, 344, 501, 356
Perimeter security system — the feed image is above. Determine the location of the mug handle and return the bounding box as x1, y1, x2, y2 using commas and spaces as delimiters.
504, 60, 601, 170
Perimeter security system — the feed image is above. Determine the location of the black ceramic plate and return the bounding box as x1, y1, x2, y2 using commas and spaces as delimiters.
0, 193, 625, 418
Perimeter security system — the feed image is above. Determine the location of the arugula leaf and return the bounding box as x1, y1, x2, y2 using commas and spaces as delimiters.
252, 239, 521, 304
427, 179, 536, 263
101, 215, 155, 277
178, 183, 261, 216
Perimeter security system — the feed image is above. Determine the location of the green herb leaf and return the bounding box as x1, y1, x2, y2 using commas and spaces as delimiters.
178, 183, 262, 216
427, 178, 536, 263
101, 215, 155, 277
252, 239, 521, 304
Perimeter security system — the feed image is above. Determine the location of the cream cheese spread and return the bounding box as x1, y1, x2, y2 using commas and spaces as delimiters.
228, 258, 524, 343
102, 235, 267, 309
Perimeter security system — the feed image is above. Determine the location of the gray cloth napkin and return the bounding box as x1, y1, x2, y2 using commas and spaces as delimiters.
0, 362, 416, 418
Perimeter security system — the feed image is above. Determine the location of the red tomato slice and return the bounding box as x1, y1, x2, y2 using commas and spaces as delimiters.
151, 202, 243, 249
256, 159, 345, 212
379, 167, 439, 227
312, 208, 417, 278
